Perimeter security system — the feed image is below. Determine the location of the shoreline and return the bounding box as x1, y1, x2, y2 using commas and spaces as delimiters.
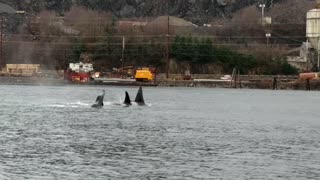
0, 76, 319, 91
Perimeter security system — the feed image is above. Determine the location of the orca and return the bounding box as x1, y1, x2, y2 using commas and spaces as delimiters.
91, 90, 105, 108
122, 87, 146, 106
134, 86, 145, 106
123, 91, 132, 106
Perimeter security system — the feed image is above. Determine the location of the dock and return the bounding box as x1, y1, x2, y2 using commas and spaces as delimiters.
1, 75, 320, 90
93, 78, 157, 86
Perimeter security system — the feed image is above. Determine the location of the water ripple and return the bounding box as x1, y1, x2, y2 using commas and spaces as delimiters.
0, 86, 320, 179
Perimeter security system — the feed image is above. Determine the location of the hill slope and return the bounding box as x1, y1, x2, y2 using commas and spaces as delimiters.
0, 0, 289, 24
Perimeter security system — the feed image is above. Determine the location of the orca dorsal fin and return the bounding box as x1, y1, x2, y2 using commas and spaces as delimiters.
134, 86, 145, 105
92, 90, 105, 108
124, 91, 132, 105
96, 90, 105, 103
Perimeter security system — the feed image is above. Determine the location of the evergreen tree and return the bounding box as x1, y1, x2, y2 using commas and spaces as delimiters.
197, 38, 214, 64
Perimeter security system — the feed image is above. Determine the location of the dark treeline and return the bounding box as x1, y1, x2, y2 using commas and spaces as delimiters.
171, 36, 298, 75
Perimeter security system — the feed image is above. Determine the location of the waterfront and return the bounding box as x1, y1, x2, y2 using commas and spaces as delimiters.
0, 85, 320, 179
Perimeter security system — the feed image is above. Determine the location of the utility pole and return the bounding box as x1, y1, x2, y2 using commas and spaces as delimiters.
121, 36, 125, 78
0, 16, 3, 70
64, 48, 67, 70
166, 2, 170, 79
306, 39, 309, 71
99, 17, 102, 34
317, 37, 320, 72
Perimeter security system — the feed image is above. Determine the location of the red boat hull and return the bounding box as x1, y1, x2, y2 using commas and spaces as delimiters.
65, 71, 91, 83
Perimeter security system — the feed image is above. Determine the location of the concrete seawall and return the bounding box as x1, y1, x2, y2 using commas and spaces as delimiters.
1, 76, 320, 91
0, 76, 66, 86
157, 79, 320, 90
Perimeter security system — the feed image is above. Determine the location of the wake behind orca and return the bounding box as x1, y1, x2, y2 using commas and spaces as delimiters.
91, 90, 105, 108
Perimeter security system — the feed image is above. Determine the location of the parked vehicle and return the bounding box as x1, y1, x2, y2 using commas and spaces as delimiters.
135, 68, 154, 82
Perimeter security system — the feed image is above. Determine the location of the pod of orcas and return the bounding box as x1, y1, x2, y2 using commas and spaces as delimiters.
91, 86, 145, 108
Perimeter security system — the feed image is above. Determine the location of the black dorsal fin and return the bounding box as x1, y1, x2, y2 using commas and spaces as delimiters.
92, 90, 105, 108
124, 91, 131, 105
134, 86, 145, 105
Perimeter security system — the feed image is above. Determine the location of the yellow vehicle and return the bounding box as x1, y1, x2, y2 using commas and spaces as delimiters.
135, 68, 154, 82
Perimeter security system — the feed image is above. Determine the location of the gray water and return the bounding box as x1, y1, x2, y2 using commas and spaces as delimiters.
0, 85, 319, 180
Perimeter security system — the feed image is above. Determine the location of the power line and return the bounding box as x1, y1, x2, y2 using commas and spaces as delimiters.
10, 51, 282, 59
271, 32, 305, 43
2, 46, 295, 53
5, 34, 308, 39
30, 17, 307, 24
3, 40, 302, 46
6, 34, 167, 38
5, 45, 296, 56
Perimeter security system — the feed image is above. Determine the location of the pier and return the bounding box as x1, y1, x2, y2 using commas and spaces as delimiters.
1, 74, 320, 90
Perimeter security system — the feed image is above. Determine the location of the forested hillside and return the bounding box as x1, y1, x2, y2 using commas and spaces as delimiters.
0, 0, 317, 74
1, 0, 286, 24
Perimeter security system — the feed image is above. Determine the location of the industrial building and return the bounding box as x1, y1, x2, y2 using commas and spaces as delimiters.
306, 0, 320, 71
5, 64, 40, 76
288, 0, 320, 72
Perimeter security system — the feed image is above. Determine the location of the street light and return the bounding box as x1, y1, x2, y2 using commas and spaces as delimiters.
259, 4, 266, 25
266, 33, 271, 47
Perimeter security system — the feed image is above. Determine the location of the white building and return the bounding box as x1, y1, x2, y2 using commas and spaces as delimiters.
286, 42, 312, 71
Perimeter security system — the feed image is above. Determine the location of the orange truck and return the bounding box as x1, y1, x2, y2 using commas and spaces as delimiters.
135, 68, 154, 82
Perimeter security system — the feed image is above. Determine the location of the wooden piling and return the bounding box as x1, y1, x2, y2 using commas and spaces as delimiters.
154, 68, 157, 84
238, 70, 242, 89
229, 68, 236, 88
234, 71, 238, 89
306, 79, 311, 91
272, 77, 278, 90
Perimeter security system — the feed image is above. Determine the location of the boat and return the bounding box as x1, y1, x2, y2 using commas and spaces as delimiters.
65, 62, 94, 83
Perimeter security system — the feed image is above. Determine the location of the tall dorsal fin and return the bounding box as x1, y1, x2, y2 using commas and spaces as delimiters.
134, 86, 145, 105
124, 91, 131, 105
92, 90, 105, 108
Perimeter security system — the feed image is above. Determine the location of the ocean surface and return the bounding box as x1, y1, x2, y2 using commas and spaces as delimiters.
0, 85, 319, 179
